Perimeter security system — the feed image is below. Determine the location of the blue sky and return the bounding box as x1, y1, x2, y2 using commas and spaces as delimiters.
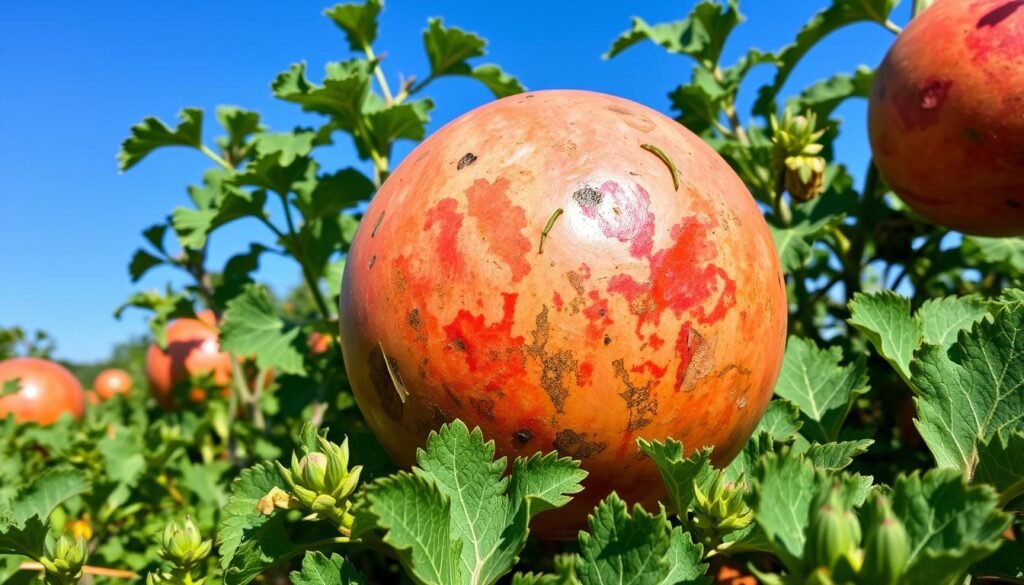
0, 1, 907, 362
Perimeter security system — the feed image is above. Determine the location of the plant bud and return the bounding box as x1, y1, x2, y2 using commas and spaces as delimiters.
859, 496, 909, 585
161, 516, 212, 567
805, 487, 859, 572
297, 452, 328, 492
51, 534, 87, 575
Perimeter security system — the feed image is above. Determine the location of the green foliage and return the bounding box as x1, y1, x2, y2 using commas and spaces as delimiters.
3, 1, 1021, 584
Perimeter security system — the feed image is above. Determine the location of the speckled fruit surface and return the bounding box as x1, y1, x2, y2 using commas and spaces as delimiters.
0, 357, 86, 425
339, 89, 787, 537
868, 0, 1024, 235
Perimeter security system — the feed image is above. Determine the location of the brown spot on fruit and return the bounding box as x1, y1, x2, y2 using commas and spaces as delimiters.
606, 104, 656, 132
612, 359, 657, 431
1008, 199, 1022, 209
457, 152, 478, 169
573, 186, 603, 209
553, 429, 608, 458
470, 397, 495, 420
369, 255, 376, 269
407, 308, 423, 330
526, 306, 578, 412
367, 344, 407, 422
371, 210, 385, 237
675, 326, 717, 393
513, 429, 534, 443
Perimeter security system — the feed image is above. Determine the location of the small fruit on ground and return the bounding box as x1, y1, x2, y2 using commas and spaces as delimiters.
339, 90, 786, 537
93, 368, 133, 400
868, 0, 1024, 235
0, 357, 86, 425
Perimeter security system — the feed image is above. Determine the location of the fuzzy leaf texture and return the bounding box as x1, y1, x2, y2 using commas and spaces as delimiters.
220, 284, 306, 375
773, 336, 868, 442
892, 468, 1010, 585
290, 551, 365, 585
912, 301, 1024, 474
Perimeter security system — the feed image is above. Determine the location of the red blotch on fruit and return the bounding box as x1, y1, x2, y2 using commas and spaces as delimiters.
423, 198, 465, 276
552, 292, 564, 312
630, 360, 668, 378
466, 178, 532, 283
442, 292, 526, 391
891, 77, 953, 131
582, 290, 614, 342
578, 361, 594, 386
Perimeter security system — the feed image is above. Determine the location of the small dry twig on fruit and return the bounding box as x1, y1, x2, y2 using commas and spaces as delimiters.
539, 208, 564, 254
640, 143, 680, 191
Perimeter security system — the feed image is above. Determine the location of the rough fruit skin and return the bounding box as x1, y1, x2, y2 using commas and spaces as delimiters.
145, 311, 231, 410
868, 0, 1024, 236
339, 90, 787, 537
93, 368, 133, 401
0, 357, 86, 425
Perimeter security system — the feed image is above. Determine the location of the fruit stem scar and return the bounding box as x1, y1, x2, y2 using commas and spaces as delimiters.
640, 143, 680, 191
539, 208, 564, 254
371, 210, 385, 237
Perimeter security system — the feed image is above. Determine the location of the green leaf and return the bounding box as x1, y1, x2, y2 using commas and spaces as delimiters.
10, 468, 89, 526
576, 495, 672, 585
290, 551, 364, 585
847, 291, 921, 383
217, 463, 299, 585
413, 421, 585, 585
362, 99, 434, 156
215, 106, 263, 154
254, 131, 316, 167
220, 284, 306, 376
787, 66, 873, 120
637, 438, 716, 517
118, 108, 204, 171
804, 439, 873, 470
893, 468, 1010, 585
142, 223, 169, 253
917, 295, 989, 350
129, 249, 164, 282
604, 1, 742, 69
353, 472, 462, 585
421, 19, 524, 98
974, 430, 1024, 505
755, 400, 802, 441
294, 168, 375, 221
658, 527, 709, 585
172, 186, 267, 249
773, 337, 869, 442
214, 244, 266, 307
912, 302, 1024, 474
113, 289, 193, 347
272, 61, 371, 131
770, 209, 845, 271
324, 0, 382, 52
754, 0, 900, 116
963, 236, 1024, 271
0, 516, 47, 560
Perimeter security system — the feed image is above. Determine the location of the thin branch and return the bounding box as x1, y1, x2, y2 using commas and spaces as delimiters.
19, 562, 138, 579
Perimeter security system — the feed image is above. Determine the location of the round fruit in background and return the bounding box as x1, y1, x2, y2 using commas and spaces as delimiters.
339, 90, 787, 537
145, 311, 231, 410
0, 357, 86, 425
868, 0, 1024, 236
93, 368, 133, 401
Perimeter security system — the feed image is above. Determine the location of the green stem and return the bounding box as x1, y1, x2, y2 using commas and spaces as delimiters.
199, 144, 233, 172
362, 43, 394, 105
883, 20, 903, 34
912, 0, 932, 17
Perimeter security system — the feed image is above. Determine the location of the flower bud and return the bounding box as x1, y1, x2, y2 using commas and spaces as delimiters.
805, 486, 859, 571
50, 535, 87, 576
690, 473, 753, 538
859, 496, 909, 585
160, 516, 212, 568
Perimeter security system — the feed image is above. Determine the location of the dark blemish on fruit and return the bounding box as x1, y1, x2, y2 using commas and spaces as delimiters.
553, 429, 608, 459
605, 104, 656, 132
371, 210, 385, 237
443, 384, 463, 407
513, 429, 534, 443
369, 255, 376, 269
629, 171, 641, 176
612, 359, 657, 431
604, 335, 612, 345
367, 344, 407, 422
640, 143, 681, 191
675, 325, 717, 393
977, 1, 1023, 28
457, 152, 478, 170
448, 338, 467, 352
539, 208, 564, 254
407, 308, 422, 330
1008, 199, 1022, 209
470, 397, 495, 420
526, 306, 578, 412
573, 186, 603, 209
920, 78, 952, 110
963, 128, 985, 143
